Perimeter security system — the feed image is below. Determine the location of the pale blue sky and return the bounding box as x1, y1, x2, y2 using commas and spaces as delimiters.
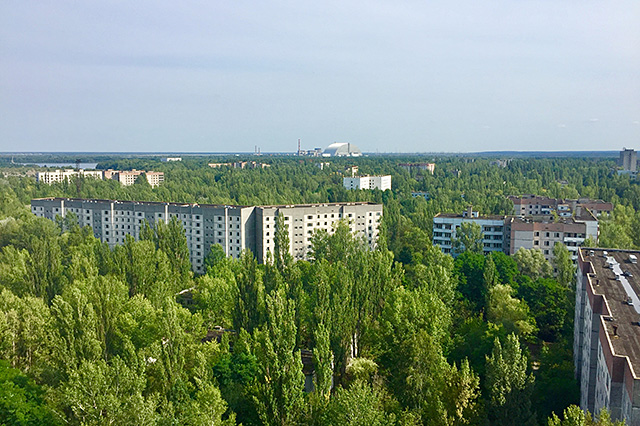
1, 1, 639, 152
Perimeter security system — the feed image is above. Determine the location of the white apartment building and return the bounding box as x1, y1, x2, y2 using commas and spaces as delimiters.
103, 169, 164, 187
38, 169, 164, 187
36, 169, 103, 184
31, 198, 383, 273
575, 248, 640, 425
432, 208, 506, 256
343, 175, 391, 191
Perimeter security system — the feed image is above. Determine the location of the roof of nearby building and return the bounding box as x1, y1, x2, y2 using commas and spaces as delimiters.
579, 248, 640, 377
434, 212, 506, 221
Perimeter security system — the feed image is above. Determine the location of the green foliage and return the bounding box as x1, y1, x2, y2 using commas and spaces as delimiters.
553, 243, 576, 288
0, 360, 60, 425
251, 288, 305, 426
487, 284, 537, 338
4, 154, 632, 425
453, 221, 485, 255
485, 334, 536, 426
548, 405, 625, 426
323, 381, 396, 426
514, 247, 553, 280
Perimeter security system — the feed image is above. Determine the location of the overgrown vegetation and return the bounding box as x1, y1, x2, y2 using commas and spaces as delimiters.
0, 154, 634, 424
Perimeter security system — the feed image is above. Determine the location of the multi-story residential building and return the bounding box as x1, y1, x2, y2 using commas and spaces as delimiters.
505, 208, 599, 262
399, 163, 435, 174
31, 198, 383, 273
574, 248, 640, 425
432, 208, 506, 256
620, 148, 637, 172
36, 169, 103, 184
433, 206, 599, 260
103, 169, 164, 187
39, 169, 164, 187
343, 175, 391, 191
255, 203, 382, 262
508, 195, 613, 218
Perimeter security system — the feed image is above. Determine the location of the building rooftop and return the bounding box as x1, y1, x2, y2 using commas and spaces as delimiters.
581, 248, 640, 377
32, 197, 381, 210
434, 212, 507, 221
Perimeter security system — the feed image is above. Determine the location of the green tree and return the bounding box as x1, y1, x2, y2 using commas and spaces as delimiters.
453, 222, 485, 255
0, 360, 60, 425
548, 405, 625, 426
487, 284, 537, 338
514, 248, 553, 280
323, 380, 395, 426
553, 243, 576, 288
252, 288, 305, 426
486, 334, 536, 426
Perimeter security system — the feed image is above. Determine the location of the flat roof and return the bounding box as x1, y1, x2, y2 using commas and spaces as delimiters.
31, 197, 381, 210
31, 197, 251, 208
582, 248, 640, 376
434, 213, 506, 221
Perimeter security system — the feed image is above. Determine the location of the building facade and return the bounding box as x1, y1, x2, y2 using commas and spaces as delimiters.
508, 195, 613, 218
433, 207, 599, 260
505, 210, 599, 262
36, 169, 103, 184
575, 248, 640, 425
31, 198, 383, 273
432, 208, 506, 256
620, 149, 637, 172
104, 170, 164, 187
399, 163, 435, 174
343, 175, 391, 191
39, 169, 164, 187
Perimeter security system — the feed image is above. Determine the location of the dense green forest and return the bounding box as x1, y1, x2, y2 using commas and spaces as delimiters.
0, 155, 635, 425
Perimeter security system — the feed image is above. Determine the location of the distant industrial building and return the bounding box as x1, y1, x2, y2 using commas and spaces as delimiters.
574, 248, 640, 425
343, 175, 391, 191
31, 198, 383, 273
162, 157, 182, 162
323, 142, 363, 157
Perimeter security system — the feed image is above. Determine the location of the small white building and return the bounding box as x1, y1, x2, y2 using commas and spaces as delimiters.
343, 175, 391, 191
162, 157, 182, 162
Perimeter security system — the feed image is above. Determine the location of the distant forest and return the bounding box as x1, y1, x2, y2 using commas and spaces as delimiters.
0, 155, 633, 425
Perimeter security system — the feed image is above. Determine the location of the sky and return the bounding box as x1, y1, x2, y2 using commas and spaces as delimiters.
1, 1, 639, 153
